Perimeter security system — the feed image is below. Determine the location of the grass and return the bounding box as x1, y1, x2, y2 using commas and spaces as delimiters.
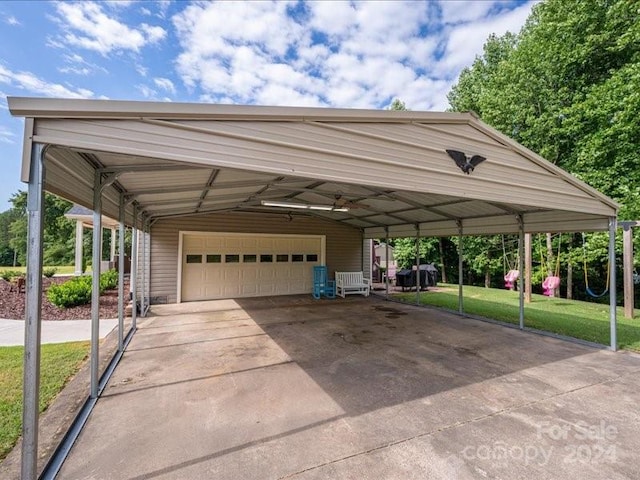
0, 342, 89, 461
0, 265, 84, 276
394, 284, 640, 352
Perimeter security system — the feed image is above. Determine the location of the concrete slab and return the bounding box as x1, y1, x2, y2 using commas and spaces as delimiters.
55, 296, 640, 479
0, 318, 118, 346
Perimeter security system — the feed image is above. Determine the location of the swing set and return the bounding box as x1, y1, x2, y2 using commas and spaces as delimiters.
501, 232, 618, 299
581, 233, 610, 298
502, 235, 519, 289
540, 234, 561, 296
528, 233, 612, 298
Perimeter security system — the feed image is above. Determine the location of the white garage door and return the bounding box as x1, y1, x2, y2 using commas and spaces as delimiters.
180, 232, 325, 301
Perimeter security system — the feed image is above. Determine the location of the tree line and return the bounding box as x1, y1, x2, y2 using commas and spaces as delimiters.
1, 0, 636, 301
0, 191, 117, 268
390, 0, 638, 301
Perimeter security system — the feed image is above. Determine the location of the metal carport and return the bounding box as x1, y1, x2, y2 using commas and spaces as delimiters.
8, 97, 619, 479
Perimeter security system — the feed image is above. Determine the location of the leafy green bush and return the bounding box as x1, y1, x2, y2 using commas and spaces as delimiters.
0, 270, 22, 282
43, 267, 57, 278
47, 277, 92, 308
100, 269, 118, 291
47, 270, 119, 308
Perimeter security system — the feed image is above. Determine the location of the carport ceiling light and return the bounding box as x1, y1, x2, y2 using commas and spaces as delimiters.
261, 200, 349, 212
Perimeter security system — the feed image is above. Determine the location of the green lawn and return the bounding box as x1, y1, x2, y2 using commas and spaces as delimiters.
394, 284, 640, 352
0, 265, 83, 276
0, 342, 89, 461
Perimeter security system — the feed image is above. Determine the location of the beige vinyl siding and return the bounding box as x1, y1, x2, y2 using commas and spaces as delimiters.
149, 212, 362, 304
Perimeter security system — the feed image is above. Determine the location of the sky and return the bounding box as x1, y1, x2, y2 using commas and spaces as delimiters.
0, 0, 536, 211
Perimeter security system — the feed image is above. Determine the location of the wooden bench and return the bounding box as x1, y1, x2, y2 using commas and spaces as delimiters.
335, 271, 370, 298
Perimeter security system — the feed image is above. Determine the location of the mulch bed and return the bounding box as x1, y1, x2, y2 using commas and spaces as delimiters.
0, 276, 128, 321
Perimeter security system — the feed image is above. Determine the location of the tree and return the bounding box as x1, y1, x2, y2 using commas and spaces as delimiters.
388, 98, 407, 111
449, 0, 640, 204
447, 0, 640, 297
6, 191, 75, 266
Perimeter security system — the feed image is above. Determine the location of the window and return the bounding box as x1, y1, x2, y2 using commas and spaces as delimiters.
225, 254, 240, 263
292, 254, 304, 262
260, 254, 273, 262
206, 254, 221, 263
243, 254, 257, 263
186, 254, 202, 264
306, 254, 318, 262
276, 254, 289, 262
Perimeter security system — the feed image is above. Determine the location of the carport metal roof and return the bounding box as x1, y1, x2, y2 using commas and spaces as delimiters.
9, 97, 621, 479
9, 97, 618, 235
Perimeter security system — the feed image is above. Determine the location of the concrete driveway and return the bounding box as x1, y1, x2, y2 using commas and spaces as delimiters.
58, 296, 640, 479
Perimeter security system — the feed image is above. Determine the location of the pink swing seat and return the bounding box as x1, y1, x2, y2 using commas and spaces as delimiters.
504, 270, 519, 289
542, 276, 560, 296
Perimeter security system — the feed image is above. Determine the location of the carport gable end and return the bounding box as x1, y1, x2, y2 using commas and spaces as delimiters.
8, 97, 617, 239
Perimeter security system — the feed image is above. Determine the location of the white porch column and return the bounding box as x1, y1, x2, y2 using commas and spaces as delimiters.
110, 227, 116, 263
74, 220, 84, 275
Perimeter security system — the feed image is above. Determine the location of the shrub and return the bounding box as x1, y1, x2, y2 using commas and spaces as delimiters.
47, 277, 92, 308
46, 270, 120, 308
100, 269, 118, 291
0, 270, 22, 282
43, 267, 57, 278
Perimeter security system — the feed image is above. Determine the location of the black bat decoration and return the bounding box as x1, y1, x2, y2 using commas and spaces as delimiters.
446, 149, 486, 174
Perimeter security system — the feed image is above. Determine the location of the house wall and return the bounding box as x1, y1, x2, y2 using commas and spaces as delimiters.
149, 211, 363, 304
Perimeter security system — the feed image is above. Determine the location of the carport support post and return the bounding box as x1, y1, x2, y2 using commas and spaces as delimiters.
131, 205, 138, 330
140, 215, 146, 317
609, 217, 617, 351
21, 143, 45, 480
385, 227, 389, 298
524, 233, 532, 303
90, 171, 103, 399
117, 194, 125, 352
457, 221, 463, 314
622, 222, 634, 319
518, 217, 525, 330
415, 224, 421, 305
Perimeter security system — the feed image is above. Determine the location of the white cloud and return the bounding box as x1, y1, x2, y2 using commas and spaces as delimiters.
0, 64, 94, 99
52, 1, 167, 55
170, 0, 535, 110
156, 0, 172, 19
137, 84, 157, 99
0, 125, 15, 144
439, 1, 497, 24
435, 2, 534, 77
5, 15, 21, 26
153, 77, 176, 94
58, 53, 107, 76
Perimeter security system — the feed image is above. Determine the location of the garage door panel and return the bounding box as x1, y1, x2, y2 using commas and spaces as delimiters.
181, 233, 323, 301
205, 237, 224, 249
